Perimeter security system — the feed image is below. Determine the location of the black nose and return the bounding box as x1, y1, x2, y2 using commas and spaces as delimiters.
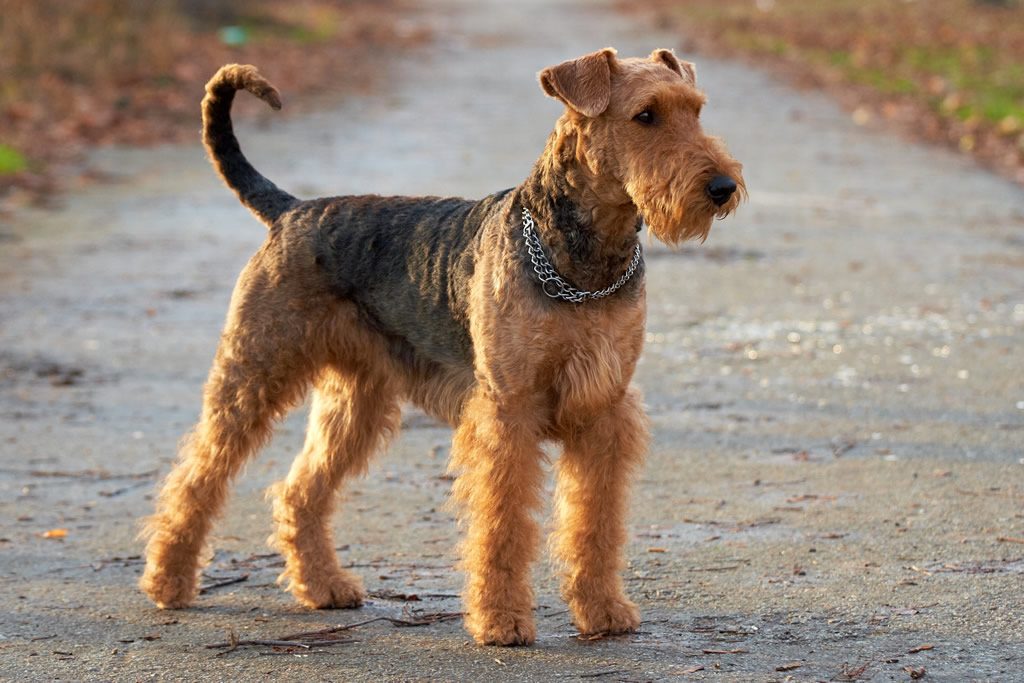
706, 175, 737, 206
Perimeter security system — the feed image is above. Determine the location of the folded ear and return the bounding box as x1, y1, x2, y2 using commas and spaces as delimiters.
538, 47, 617, 118
650, 48, 696, 85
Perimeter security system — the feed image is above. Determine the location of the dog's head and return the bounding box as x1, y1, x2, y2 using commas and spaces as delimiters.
539, 48, 745, 245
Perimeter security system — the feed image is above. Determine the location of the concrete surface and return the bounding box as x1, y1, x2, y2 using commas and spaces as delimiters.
1, 0, 1022, 681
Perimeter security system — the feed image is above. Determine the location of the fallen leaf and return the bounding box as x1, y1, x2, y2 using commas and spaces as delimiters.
840, 662, 871, 679
996, 536, 1024, 545
786, 493, 838, 503
908, 644, 934, 654
776, 662, 802, 671
904, 665, 926, 679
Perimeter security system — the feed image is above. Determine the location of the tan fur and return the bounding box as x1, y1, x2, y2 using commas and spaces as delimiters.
140, 49, 744, 647
539, 51, 746, 246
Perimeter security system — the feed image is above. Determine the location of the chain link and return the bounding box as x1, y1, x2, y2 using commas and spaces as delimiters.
521, 207, 642, 304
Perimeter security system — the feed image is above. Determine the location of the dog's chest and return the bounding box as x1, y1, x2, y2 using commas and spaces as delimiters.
549, 309, 644, 420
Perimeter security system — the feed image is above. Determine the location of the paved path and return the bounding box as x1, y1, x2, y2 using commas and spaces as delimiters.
1, 1, 1022, 680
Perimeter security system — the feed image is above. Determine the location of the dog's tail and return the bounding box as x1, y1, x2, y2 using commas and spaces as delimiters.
202, 64, 297, 226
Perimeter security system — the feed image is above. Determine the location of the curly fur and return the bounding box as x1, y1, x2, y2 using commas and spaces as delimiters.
139, 48, 744, 646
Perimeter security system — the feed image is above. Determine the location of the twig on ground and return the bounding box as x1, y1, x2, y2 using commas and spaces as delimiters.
99, 480, 153, 498
198, 573, 249, 594
90, 555, 145, 571
208, 639, 309, 651
208, 610, 462, 654
996, 536, 1024, 544
342, 561, 453, 570
689, 564, 742, 572
295, 639, 358, 647
0, 467, 158, 480
278, 612, 462, 641
580, 670, 628, 678
384, 611, 463, 628
367, 589, 460, 601
277, 617, 392, 641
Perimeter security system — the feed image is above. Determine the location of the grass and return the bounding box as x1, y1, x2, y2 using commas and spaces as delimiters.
704, 1, 1022, 124
646, 0, 1024, 180
0, 145, 27, 175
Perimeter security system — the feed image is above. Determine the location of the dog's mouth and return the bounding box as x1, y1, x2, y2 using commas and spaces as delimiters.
632, 172, 745, 246
624, 142, 745, 246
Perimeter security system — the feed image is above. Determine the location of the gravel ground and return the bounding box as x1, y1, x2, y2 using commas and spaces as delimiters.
1, 0, 1022, 681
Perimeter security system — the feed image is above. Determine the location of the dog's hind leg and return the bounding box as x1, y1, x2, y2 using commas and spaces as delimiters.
269, 366, 400, 609
139, 255, 323, 609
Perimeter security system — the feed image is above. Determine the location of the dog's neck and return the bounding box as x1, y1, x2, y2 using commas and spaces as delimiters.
517, 121, 642, 294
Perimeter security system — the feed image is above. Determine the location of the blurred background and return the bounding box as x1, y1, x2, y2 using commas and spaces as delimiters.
640, 0, 1024, 182
1, 1, 1022, 680
1, 0, 1022, 206
0, 0, 429, 203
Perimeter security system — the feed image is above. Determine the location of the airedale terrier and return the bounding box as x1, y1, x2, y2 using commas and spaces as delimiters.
140, 47, 744, 646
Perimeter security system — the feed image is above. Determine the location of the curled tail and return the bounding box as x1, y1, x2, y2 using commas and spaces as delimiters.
202, 64, 297, 226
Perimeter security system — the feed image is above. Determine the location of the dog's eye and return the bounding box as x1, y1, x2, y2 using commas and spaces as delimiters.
633, 109, 655, 125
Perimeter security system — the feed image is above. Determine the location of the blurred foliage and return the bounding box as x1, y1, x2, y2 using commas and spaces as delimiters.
650, 0, 1024, 182
0, 0, 427, 203
0, 145, 27, 175
0, 0, 357, 102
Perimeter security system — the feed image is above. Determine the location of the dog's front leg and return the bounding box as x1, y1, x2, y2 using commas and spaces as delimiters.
449, 390, 545, 646
552, 387, 648, 636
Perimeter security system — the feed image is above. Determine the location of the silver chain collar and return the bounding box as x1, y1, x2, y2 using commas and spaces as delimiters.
521, 207, 643, 304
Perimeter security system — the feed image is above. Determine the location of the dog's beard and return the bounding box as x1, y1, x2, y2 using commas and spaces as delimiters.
634, 189, 716, 245
626, 147, 745, 246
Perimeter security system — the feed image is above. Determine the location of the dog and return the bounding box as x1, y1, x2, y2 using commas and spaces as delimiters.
139, 47, 744, 646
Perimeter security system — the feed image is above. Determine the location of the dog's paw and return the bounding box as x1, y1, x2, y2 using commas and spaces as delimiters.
570, 594, 640, 636
287, 570, 365, 610
466, 610, 537, 646
139, 566, 198, 609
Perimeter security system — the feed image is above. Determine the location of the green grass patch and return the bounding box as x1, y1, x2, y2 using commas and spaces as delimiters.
829, 50, 852, 67
723, 31, 790, 57
979, 91, 1024, 123
0, 145, 27, 175
285, 18, 338, 44
670, 0, 1024, 128
848, 67, 919, 95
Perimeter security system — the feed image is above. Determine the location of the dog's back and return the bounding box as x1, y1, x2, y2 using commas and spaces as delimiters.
290, 190, 510, 369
